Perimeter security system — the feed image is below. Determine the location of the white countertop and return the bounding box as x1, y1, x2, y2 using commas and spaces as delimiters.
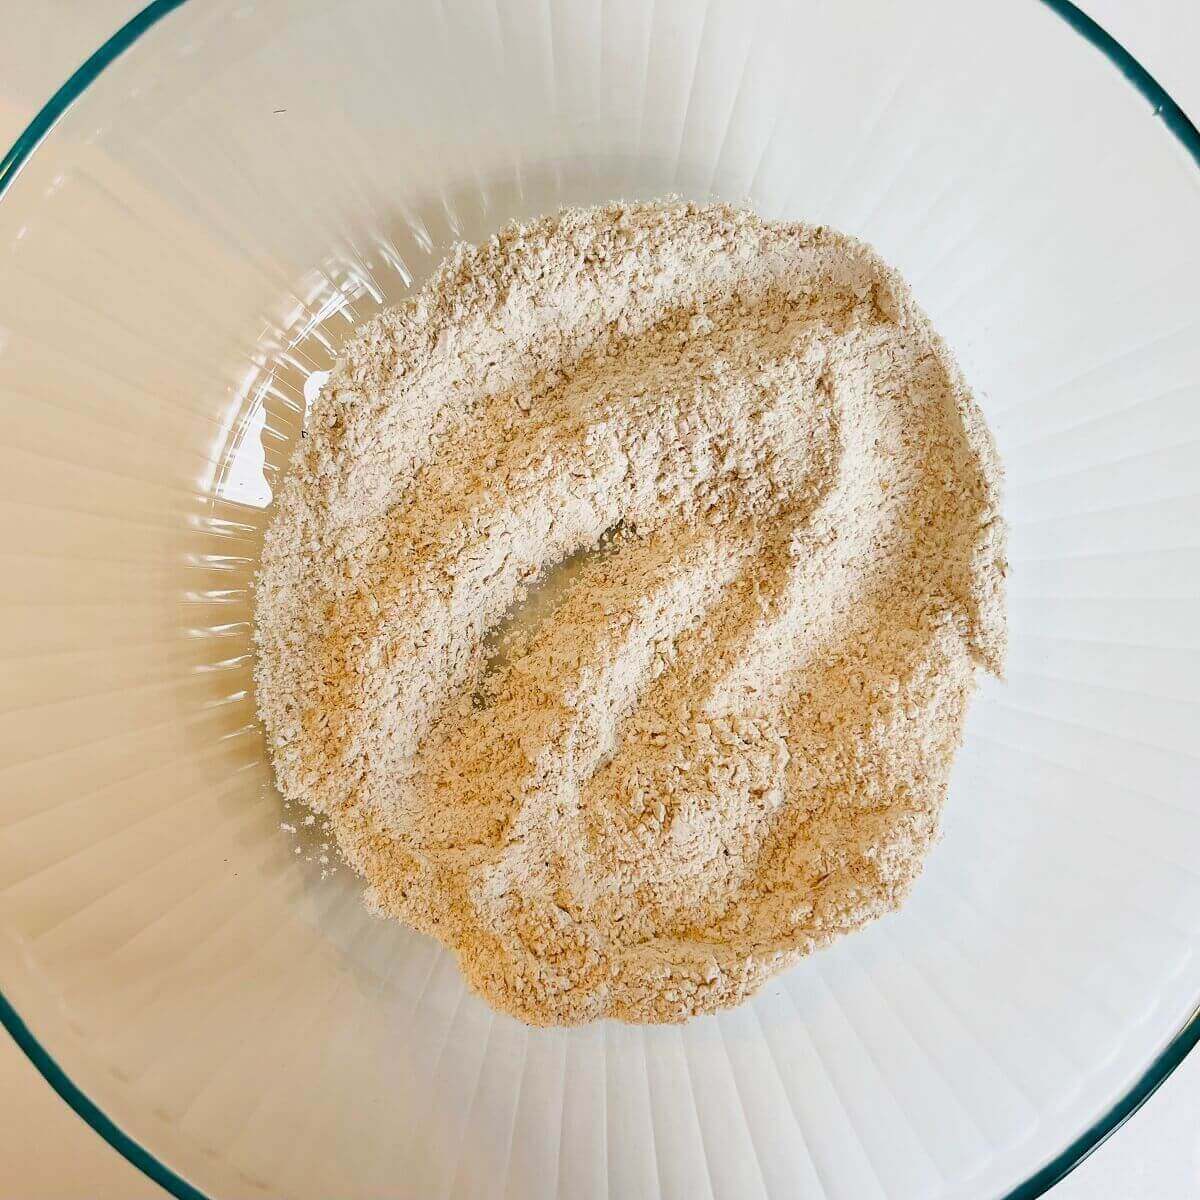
0, 2, 1197, 1195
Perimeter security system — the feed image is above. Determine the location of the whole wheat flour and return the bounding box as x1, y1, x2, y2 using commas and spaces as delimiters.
254, 201, 1006, 1025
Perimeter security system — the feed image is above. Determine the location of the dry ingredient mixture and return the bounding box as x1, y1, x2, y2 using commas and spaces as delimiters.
254, 201, 1006, 1026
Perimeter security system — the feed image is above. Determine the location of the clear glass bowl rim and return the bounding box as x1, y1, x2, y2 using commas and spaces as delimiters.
0, 2, 1197, 1197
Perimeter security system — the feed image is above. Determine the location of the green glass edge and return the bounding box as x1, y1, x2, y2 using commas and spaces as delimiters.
1, 5, 204, 1194
0, 1, 1196, 1198
1001, 1002, 1200, 1199
0, 989, 207, 1200
1000, 7, 1200, 1196
1041, 0, 1200, 168
0, 0, 189, 199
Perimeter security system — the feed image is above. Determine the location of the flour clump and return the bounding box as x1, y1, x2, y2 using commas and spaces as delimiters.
254, 200, 1006, 1025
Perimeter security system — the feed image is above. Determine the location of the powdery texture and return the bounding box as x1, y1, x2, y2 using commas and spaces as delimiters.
254, 201, 1006, 1026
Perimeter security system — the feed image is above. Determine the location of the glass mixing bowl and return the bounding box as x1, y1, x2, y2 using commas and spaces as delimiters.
1, 2, 1198, 1197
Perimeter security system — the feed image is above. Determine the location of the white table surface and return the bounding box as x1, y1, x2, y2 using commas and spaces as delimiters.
1, 2, 1198, 1196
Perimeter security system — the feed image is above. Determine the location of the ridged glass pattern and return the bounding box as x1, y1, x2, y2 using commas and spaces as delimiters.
0, 1, 1198, 1197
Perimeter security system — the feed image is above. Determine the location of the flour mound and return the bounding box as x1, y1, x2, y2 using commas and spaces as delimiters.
254, 201, 1006, 1025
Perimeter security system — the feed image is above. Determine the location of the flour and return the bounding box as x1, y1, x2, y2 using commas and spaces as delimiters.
254, 201, 1006, 1025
